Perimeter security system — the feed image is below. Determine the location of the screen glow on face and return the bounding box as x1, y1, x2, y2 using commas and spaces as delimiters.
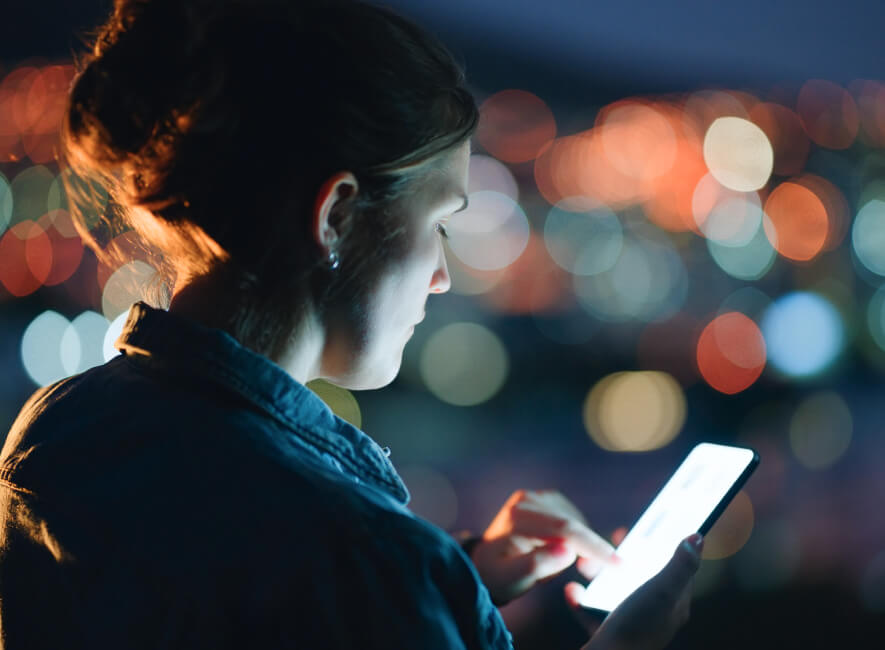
580, 443, 756, 612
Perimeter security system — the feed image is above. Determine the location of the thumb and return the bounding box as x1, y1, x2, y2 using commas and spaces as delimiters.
653, 534, 703, 594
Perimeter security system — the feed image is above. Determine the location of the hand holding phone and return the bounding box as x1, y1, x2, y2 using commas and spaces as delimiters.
580, 442, 758, 613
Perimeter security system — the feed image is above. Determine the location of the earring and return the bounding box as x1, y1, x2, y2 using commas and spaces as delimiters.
327, 249, 340, 270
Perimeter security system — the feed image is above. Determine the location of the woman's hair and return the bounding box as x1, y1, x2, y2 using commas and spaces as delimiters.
63, 0, 478, 357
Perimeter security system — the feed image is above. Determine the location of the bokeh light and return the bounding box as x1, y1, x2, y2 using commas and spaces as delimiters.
763, 181, 829, 261
419, 322, 509, 406
101, 260, 160, 321
684, 90, 752, 136
10, 165, 55, 225
306, 379, 362, 428
477, 89, 556, 163
702, 117, 773, 192
446, 191, 530, 271
748, 102, 810, 177
598, 100, 677, 183
851, 79, 885, 147
0, 171, 12, 233
692, 174, 763, 246
64, 311, 110, 375
467, 153, 519, 201
796, 79, 859, 150
0, 220, 52, 296
39, 210, 83, 286
701, 490, 754, 560
852, 199, 885, 275
103, 310, 128, 362
642, 126, 708, 233
543, 201, 623, 275
573, 235, 687, 322
583, 370, 686, 451
865, 286, 885, 351
761, 292, 844, 378
398, 465, 459, 530
788, 391, 852, 469
21, 310, 72, 386
481, 233, 570, 314
696, 312, 766, 394
707, 219, 777, 280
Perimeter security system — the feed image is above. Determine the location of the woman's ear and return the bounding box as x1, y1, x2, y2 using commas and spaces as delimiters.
312, 171, 359, 254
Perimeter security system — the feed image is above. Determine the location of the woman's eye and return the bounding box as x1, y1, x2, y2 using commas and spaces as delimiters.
435, 222, 449, 239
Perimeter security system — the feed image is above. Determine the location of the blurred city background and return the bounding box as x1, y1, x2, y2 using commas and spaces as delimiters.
2, 1, 885, 647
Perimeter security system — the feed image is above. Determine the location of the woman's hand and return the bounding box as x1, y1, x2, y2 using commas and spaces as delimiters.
567, 534, 703, 650
468, 489, 616, 605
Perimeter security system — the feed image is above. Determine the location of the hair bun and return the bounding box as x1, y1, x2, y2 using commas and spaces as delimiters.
67, 0, 200, 162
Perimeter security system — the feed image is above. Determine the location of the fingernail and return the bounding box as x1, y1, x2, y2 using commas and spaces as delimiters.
682, 533, 704, 557
550, 541, 571, 556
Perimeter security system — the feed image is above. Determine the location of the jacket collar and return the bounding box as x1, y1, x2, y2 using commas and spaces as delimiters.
116, 302, 409, 505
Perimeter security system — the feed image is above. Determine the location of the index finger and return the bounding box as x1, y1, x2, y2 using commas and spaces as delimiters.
510, 504, 616, 562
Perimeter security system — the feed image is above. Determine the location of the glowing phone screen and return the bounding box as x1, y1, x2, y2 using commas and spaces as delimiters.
579, 443, 758, 613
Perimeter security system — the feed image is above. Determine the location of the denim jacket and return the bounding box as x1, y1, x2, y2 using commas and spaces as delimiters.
0, 302, 512, 649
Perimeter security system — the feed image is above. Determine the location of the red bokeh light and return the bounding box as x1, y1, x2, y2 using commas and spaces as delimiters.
0, 220, 52, 297
696, 312, 766, 395
38, 210, 84, 286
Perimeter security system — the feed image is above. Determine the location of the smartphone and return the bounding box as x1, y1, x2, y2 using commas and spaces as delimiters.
579, 442, 759, 613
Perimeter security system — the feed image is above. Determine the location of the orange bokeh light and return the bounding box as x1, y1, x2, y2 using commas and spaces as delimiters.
477, 89, 556, 163
763, 181, 829, 261
597, 99, 677, 184
0, 220, 53, 297
790, 174, 849, 250
696, 312, 766, 395
796, 80, 859, 150
749, 102, 810, 176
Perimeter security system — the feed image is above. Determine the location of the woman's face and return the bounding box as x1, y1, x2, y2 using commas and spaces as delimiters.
322, 141, 470, 390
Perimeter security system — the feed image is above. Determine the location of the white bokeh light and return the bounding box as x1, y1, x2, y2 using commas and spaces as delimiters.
467, 154, 519, 201
21, 311, 72, 386
65, 311, 111, 374
703, 116, 774, 192
103, 310, 129, 362
446, 191, 530, 271
101, 260, 159, 321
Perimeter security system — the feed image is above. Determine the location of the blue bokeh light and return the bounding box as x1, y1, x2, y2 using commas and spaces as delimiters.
761, 292, 844, 378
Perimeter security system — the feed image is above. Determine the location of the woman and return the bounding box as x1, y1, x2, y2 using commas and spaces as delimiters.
0, 1, 702, 648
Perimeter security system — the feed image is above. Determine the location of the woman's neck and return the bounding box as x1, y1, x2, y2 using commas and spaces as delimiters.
169, 275, 326, 385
